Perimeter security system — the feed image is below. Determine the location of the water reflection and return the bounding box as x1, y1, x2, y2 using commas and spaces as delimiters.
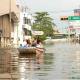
0, 48, 19, 80
44, 42, 80, 80
19, 54, 35, 80
0, 42, 80, 80
68, 50, 80, 79
18, 51, 54, 80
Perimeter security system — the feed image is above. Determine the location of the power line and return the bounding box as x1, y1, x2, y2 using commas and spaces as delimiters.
28, 9, 74, 14
18, 0, 75, 14
0, 9, 74, 15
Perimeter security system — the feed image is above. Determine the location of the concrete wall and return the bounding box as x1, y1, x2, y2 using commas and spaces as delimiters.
0, 0, 20, 19
0, 14, 14, 47
0, 0, 20, 47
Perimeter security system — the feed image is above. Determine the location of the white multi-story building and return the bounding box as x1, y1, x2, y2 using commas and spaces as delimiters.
13, 4, 34, 47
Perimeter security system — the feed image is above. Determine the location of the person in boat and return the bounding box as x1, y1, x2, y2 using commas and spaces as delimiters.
36, 39, 43, 48
32, 37, 43, 48
31, 38, 37, 47
26, 39, 31, 47
36, 39, 44, 54
35, 39, 44, 64
21, 40, 28, 48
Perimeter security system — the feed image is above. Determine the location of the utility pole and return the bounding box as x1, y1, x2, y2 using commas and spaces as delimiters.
9, 0, 11, 44
9, 2, 13, 79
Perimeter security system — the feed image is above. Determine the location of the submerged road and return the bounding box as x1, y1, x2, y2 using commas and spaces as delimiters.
0, 42, 80, 80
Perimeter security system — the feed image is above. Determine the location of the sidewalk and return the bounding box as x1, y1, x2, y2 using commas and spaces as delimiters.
0, 73, 19, 80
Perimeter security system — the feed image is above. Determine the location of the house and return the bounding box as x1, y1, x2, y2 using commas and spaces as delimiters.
0, 0, 20, 47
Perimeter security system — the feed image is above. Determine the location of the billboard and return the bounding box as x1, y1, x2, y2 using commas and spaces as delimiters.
32, 31, 44, 35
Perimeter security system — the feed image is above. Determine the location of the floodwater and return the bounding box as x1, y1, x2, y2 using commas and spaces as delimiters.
0, 42, 80, 80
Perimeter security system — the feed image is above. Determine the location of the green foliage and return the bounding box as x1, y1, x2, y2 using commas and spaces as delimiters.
32, 12, 55, 40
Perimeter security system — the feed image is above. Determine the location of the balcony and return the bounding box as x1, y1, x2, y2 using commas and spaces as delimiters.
22, 24, 31, 31
0, 0, 20, 22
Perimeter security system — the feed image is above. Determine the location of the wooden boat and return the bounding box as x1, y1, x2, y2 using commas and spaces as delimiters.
36, 47, 44, 53
18, 47, 45, 54
18, 47, 36, 54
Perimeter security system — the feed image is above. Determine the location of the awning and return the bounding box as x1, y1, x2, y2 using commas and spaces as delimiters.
23, 24, 31, 31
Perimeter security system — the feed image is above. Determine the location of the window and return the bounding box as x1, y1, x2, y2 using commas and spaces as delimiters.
23, 17, 31, 25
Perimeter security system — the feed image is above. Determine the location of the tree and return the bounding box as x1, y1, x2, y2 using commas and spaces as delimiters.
32, 12, 54, 40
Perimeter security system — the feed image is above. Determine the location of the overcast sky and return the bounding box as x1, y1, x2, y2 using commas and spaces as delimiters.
22, 0, 80, 11
18, 0, 80, 32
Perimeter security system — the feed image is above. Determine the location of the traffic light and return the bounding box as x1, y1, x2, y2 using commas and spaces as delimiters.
60, 16, 68, 20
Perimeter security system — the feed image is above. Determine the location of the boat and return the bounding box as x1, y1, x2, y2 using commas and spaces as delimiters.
18, 47, 45, 54
36, 47, 44, 53
18, 47, 36, 54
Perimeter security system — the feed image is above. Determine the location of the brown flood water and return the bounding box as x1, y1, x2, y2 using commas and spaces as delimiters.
0, 42, 80, 80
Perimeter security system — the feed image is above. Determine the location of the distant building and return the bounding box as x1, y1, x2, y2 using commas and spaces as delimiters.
74, 9, 80, 35
74, 9, 80, 16
53, 24, 59, 34
0, 0, 20, 47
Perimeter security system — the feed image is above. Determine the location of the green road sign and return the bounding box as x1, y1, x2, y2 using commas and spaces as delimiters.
68, 16, 80, 20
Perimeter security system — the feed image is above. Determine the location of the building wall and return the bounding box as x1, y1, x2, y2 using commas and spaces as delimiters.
0, 0, 20, 19
74, 9, 80, 16
0, 0, 20, 47
17, 12, 33, 46
74, 9, 80, 34
0, 14, 14, 37
0, 14, 14, 47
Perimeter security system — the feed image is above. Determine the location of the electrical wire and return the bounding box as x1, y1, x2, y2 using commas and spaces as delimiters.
18, 0, 75, 14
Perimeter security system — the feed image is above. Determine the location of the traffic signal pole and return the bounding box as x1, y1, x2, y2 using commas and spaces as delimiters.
60, 16, 71, 42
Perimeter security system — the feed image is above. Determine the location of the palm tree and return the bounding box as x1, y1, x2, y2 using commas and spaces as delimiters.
32, 12, 55, 40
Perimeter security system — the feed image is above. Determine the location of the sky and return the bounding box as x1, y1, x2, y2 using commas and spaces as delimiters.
18, 0, 80, 32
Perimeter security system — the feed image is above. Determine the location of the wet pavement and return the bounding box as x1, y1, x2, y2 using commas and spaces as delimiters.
0, 42, 80, 80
